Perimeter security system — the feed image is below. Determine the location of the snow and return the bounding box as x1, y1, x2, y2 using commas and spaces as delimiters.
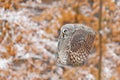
0, 58, 12, 70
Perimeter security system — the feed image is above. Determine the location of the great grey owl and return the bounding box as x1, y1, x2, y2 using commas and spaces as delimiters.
57, 24, 96, 66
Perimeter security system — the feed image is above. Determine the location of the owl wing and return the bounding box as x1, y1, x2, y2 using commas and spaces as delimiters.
85, 32, 96, 55
70, 29, 86, 52
67, 29, 96, 66
70, 29, 95, 52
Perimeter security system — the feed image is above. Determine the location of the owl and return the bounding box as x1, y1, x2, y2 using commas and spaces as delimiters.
57, 24, 96, 66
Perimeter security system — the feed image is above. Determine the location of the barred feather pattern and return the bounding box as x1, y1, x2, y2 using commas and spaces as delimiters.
67, 41, 89, 66
67, 29, 95, 66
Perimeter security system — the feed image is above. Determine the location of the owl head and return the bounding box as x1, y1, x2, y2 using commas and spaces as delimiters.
60, 24, 76, 38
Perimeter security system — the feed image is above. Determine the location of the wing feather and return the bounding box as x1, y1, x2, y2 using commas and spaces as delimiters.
70, 29, 87, 52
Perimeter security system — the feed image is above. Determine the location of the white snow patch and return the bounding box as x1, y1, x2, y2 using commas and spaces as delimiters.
86, 74, 95, 80
0, 58, 12, 69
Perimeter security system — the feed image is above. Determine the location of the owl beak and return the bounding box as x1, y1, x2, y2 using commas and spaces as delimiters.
62, 32, 64, 38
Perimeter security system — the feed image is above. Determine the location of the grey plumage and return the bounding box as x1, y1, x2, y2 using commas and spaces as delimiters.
57, 24, 96, 66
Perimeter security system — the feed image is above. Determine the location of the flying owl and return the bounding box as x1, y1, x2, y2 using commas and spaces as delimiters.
57, 24, 96, 66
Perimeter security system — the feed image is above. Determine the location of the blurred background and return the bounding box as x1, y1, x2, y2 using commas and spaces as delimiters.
0, 0, 120, 80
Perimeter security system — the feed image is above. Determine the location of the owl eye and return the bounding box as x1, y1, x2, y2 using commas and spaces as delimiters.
63, 29, 67, 33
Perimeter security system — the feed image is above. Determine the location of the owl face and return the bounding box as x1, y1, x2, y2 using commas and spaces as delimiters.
60, 24, 75, 38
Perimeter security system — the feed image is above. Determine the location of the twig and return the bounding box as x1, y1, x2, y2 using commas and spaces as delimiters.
98, 0, 103, 80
